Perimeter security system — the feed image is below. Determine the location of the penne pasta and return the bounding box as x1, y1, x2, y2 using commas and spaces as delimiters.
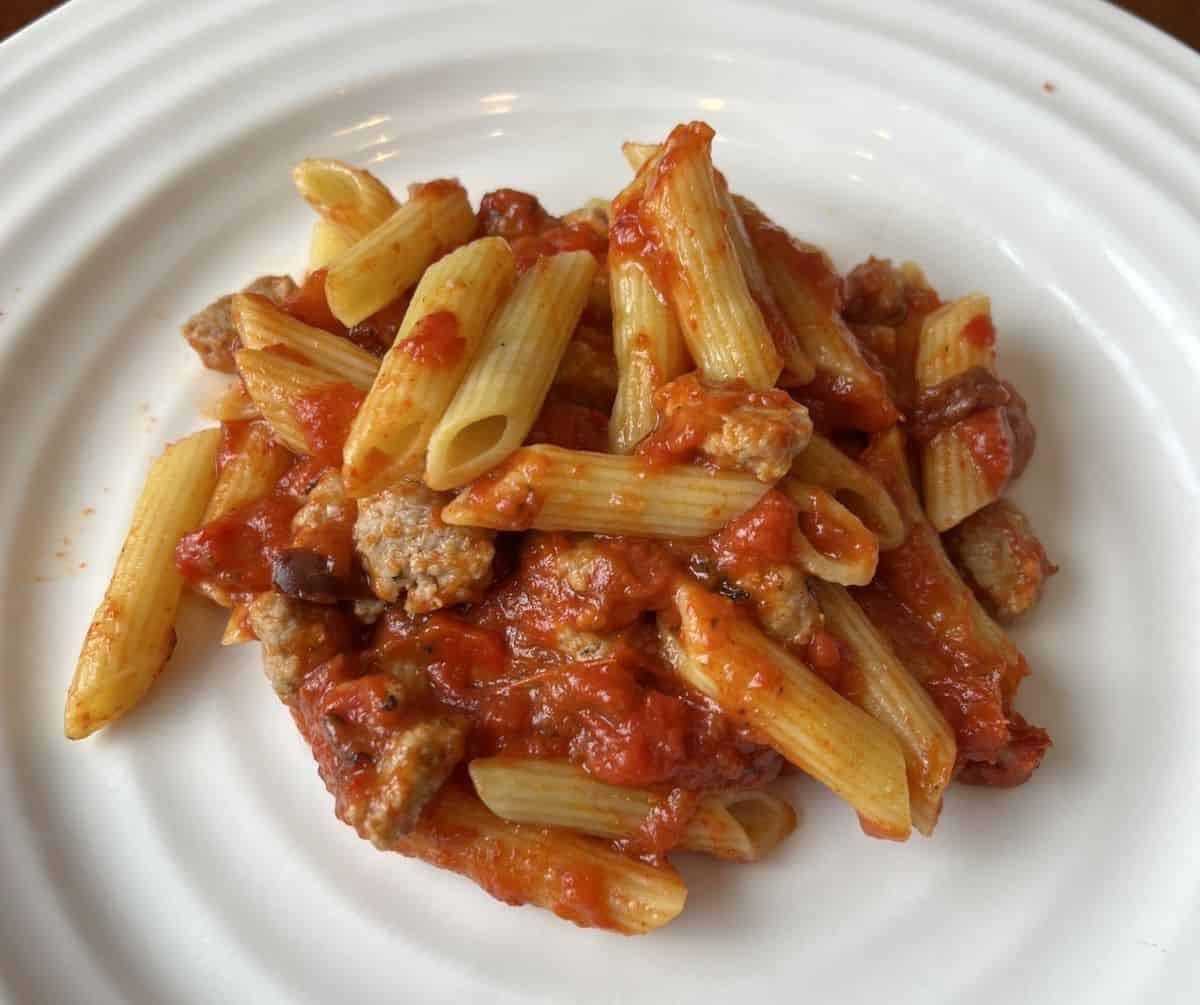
857, 429, 1049, 786
810, 580, 957, 835
626, 123, 782, 389
789, 433, 905, 551
200, 379, 260, 422
191, 420, 293, 608
916, 294, 1011, 531
780, 479, 880, 586
291, 157, 399, 241
736, 195, 899, 431
235, 348, 331, 456
325, 180, 476, 326
308, 219, 355, 271
660, 579, 911, 840
341, 236, 516, 496
424, 250, 597, 490
608, 256, 689, 453
232, 292, 380, 390
623, 140, 814, 386
396, 782, 687, 935
440, 444, 771, 537
64, 429, 222, 739
469, 757, 796, 862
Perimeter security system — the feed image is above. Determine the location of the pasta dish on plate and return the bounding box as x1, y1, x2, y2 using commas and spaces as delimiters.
64, 121, 1054, 934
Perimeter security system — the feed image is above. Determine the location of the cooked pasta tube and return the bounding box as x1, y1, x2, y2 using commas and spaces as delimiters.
192, 420, 292, 608
810, 580, 957, 836
780, 480, 880, 586
660, 579, 911, 840
440, 444, 771, 537
469, 757, 796, 862
789, 434, 905, 551
64, 429, 222, 739
232, 293, 379, 390
235, 348, 333, 456
424, 250, 597, 489
635, 123, 782, 389
623, 139, 814, 386
291, 157, 399, 240
736, 195, 898, 431
916, 294, 1011, 531
608, 256, 689, 453
308, 219, 355, 272
325, 180, 476, 326
341, 237, 516, 496
395, 783, 687, 935
201, 380, 260, 422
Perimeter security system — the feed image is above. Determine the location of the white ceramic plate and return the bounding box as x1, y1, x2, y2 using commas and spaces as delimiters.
2, 1, 1199, 1001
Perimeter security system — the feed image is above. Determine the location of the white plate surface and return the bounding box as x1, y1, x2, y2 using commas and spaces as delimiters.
2, 1, 1199, 1002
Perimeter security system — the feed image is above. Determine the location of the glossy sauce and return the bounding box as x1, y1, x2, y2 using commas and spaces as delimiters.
293, 382, 364, 466
281, 268, 347, 336
399, 310, 464, 366
526, 394, 611, 452
953, 407, 1014, 494
175, 493, 300, 602
962, 314, 996, 348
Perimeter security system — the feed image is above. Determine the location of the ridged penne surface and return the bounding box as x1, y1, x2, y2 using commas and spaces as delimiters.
193, 421, 292, 608
291, 157, 399, 240
469, 757, 796, 862
639, 123, 782, 389
64, 429, 222, 739
440, 444, 771, 537
395, 783, 687, 935
608, 256, 689, 453
233, 292, 380, 390
308, 219, 355, 272
424, 250, 597, 490
235, 348, 332, 455
341, 237, 516, 496
780, 479, 880, 586
789, 434, 905, 551
810, 580, 957, 836
661, 579, 911, 840
325, 181, 476, 326
736, 195, 898, 431
917, 294, 1009, 531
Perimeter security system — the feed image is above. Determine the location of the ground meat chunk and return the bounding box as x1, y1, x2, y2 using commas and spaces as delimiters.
181, 274, 296, 372
552, 326, 619, 410
247, 591, 347, 700
843, 257, 909, 325
354, 480, 495, 613
639, 373, 813, 482
910, 367, 1011, 443
343, 717, 466, 847
944, 499, 1056, 622
728, 563, 821, 650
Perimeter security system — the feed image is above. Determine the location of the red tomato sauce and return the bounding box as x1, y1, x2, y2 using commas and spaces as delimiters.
398, 310, 463, 366
175, 493, 300, 602
526, 394, 610, 452
478, 187, 608, 274
281, 268, 347, 336
293, 382, 364, 466
709, 491, 798, 573
963, 314, 996, 348
635, 373, 796, 468
953, 407, 1014, 495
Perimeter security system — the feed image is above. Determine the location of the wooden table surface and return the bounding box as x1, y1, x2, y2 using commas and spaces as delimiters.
2, 1, 1196, 55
